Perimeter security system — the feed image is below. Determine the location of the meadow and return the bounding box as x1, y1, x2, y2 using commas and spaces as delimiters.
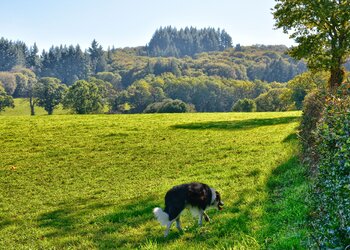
0, 103, 309, 249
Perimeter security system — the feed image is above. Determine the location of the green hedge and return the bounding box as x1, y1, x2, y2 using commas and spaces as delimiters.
311, 96, 350, 248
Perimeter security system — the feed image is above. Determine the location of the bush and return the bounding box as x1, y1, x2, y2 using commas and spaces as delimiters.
0, 85, 14, 112
232, 98, 256, 112
310, 96, 350, 248
144, 99, 195, 113
299, 90, 325, 167
255, 88, 293, 112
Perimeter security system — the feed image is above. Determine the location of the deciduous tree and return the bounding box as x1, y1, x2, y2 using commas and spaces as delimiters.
273, 0, 350, 92
63, 80, 105, 114
35, 77, 67, 115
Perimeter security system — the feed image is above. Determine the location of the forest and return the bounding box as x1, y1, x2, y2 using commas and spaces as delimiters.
0, 26, 322, 115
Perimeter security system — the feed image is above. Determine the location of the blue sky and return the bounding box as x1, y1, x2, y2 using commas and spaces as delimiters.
0, 0, 293, 51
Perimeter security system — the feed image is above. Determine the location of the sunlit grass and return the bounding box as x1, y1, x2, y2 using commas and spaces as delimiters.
0, 98, 69, 116
0, 110, 309, 249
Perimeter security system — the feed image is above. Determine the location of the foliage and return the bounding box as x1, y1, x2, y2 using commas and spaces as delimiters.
12, 68, 38, 115
0, 37, 27, 71
0, 85, 14, 112
88, 77, 116, 112
95, 71, 122, 90
255, 88, 293, 112
0, 34, 307, 89
232, 98, 257, 112
299, 90, 326, 167
0, 71, 17, 95
35, 77, 67, 115
40, 45, 90, 85
273, 0, 350, 90
287, 71, 328, 110
88, 40, 107, 74
147, 26, 233, 57
63, 80, 105, 114
112, 45, 306, 87
310, 96, 350, 248
144, 98, 195, 113
0, 111, 308, 249
113, 74, 307, 113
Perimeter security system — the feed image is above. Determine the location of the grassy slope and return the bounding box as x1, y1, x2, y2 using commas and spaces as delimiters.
0, 108, 309, 249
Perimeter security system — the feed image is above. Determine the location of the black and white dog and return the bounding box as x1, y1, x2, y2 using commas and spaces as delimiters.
153, 182, 224, 237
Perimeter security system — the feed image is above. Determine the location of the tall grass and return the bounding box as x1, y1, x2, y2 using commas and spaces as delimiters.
0, 109, 309, 249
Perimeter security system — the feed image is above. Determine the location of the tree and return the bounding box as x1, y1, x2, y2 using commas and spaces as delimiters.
88, 77, 115, 111
287, 71, 328, 109
0, 72, 17, 95
255, 88, 293, 112
63, 80, 105, 114
232, 98, 257, 112
144, 98, 195, 113
12, 68, 37, 115
0, 38, 28, 71
35, 77, 67, 115
40, 45, 90, 85
273, 0, 350, 92
26, 43, 41, 72
95, 72, 122, 90
0, 85, 14, 112
88, 40, 107, 74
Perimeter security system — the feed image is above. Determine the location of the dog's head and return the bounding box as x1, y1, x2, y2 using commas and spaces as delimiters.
211, 190, 224, 210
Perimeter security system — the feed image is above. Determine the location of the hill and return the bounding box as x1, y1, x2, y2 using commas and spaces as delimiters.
0, 111, 309, 249
111, 44, 307, 88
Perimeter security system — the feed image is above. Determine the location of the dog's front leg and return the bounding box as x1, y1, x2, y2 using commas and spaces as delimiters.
198, 210, 204, 226
203, 212, 210, 222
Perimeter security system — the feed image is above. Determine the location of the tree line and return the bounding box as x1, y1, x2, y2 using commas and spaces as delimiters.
146, 26, 233, 57
0, 26, 330, 115
0, 38, 112, 85
0, 66, 327, 115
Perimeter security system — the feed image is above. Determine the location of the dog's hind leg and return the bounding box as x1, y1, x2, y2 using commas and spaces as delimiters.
175, 217, 183, 231
164, 220, 174, 237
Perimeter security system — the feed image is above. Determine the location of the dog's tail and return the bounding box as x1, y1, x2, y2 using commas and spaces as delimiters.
153, 207, 169, 226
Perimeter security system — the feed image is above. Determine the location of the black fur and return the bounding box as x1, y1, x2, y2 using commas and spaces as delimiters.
164, 182, 213, 221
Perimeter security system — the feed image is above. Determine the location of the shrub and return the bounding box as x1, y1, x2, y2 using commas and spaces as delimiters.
144, 99, 195, 113
310, 96, 350, 248
232, 98, 256, 112
0, 85, 14, 112
255, 88, 293, 111
298, 90, 325, 168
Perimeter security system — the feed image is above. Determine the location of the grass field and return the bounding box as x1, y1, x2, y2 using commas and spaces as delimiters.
0, 104, 309, 249
0, 98, 70, 116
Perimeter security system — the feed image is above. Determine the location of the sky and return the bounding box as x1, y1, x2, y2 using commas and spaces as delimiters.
0, 0, 294, 51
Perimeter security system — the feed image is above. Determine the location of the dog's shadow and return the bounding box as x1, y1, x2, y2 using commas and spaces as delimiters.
93, 198, 225, 248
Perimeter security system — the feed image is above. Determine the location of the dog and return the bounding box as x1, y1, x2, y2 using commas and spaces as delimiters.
153, 182, 224, 237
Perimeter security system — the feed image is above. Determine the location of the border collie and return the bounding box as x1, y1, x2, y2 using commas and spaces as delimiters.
153, 182, 224, 237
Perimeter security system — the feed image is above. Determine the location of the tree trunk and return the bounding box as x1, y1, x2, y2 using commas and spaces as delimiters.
328, 65, 345, 93
29, 96, 35, 116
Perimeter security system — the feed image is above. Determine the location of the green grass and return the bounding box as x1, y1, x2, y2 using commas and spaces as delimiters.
0, 98, 70, 116
0, 107, 310, 249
